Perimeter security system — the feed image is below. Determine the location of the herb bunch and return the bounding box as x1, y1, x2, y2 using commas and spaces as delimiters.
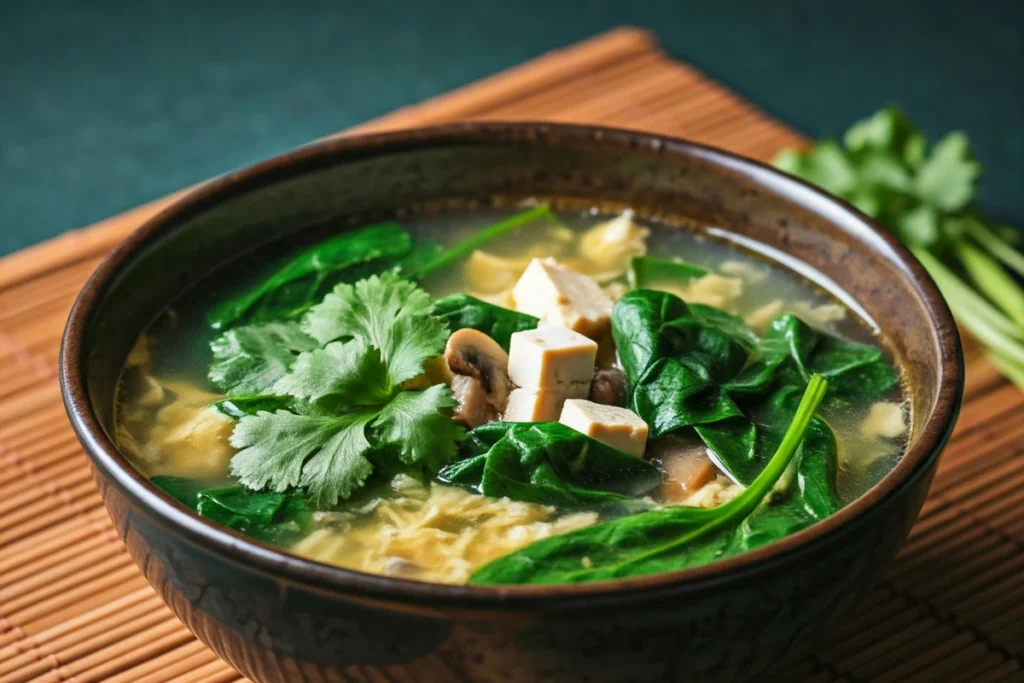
775, 107, 1024, 389
222, 272, 463, 507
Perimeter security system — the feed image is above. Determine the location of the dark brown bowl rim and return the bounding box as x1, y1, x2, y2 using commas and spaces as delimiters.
60, 121, 963, 609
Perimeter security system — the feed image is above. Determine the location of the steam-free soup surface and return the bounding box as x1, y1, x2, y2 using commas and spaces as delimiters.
116, 206, 906, 584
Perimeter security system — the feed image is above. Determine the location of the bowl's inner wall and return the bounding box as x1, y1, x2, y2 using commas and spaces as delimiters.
85, 135, 939, 446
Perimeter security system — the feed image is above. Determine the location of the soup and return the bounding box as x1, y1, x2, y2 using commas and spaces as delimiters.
115, 205, 907, 585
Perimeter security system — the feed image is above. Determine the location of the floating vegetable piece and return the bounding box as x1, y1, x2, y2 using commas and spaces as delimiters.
444, 329, 513, 416
226, 275, 463, 507
433, 293, 539, 351
438, 421, 662, 508
209, 322, 318, 396
208, 223, 412, 329
469, 376, 829, 584
153, 475, 311, 544
627, 257, 708, 289
580, 210, 650, 272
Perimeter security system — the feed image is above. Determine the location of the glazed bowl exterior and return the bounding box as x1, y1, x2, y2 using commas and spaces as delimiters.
60, 123, 962, 683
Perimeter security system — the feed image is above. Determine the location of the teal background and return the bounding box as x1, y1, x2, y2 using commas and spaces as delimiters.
2, 1, 1021, 256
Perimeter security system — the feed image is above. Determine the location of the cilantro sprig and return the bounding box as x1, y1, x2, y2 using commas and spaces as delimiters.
775, 107, 1024, 391
226, 272, 463, 507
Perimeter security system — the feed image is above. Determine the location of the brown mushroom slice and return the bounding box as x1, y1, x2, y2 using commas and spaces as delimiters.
589, 366, 627, 407
647, 435, 719, 503
444, 328, 513, 414
450, 375, 492, 428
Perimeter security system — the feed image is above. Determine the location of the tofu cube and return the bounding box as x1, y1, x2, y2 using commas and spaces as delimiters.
508, 326, 596, 395
504, 388, 572, 423
559, 399, 649, 457
511, 258, 614, 338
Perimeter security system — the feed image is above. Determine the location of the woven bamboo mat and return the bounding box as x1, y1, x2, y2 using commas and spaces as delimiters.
0, 27, 1021, 683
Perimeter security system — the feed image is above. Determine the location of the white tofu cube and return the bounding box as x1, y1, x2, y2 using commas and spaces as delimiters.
511, 258, 614, 338
508, 326, 596, 395
504, 388, 571, 422
559, 399, 649, 457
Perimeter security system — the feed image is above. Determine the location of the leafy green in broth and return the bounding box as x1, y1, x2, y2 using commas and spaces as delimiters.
114, 205, 906, 585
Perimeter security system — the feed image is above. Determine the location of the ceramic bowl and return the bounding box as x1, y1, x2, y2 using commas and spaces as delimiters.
60, 122, 962, 683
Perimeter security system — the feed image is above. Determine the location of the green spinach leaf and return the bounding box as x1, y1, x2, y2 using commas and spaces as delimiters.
627, 256, 708, 289
207, 222, 412, 329
612, 290, 895, 485
432, 293, 539, 350
152, 475, 311, 544
437, 422, 663, 508
469, 376, 829, 584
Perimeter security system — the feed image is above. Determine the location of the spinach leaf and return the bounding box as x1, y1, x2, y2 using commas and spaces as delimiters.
612, 290, 896, 484
208, 321, 318, 396
469, 376, 829, 584
152, 476, 311, 544
627, 256, 708, 289
432, 294, 539, 350
726, 315, 896, 396
207, 222, 412, 329
394, 240, 446, 278
437, 422, 663, 508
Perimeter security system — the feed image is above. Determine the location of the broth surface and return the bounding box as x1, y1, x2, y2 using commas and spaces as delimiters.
116, 206, 907, 583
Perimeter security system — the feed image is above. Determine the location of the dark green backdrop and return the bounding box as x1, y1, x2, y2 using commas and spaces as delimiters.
2, 1, 1021, 256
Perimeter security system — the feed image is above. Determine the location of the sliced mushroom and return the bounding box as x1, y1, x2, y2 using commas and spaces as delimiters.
647, 434, 719, 503
444, 328, 513, 416
450, 375, 491, 428
589, 366, 627, 407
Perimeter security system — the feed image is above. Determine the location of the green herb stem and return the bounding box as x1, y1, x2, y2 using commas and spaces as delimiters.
615, 374, 828, 570
413, 204, 556, 278
965, 219, 1024, 278
914, 248, 1024, 383
913, 247, 1024, 343
953, 238, 1024, 326
987, 351, 1024, 389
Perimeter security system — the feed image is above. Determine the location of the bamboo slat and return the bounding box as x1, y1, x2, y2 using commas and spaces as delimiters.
0, 26, 1020, 683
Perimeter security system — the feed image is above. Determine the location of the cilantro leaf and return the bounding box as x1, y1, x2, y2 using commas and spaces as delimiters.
374, 384, 462, 471
272, 340, 392, 406
843, 106, 927, 168
914, 132, 980, 212
385, 314, 450, 386
776, 140, 857, 196
896, 204, 941, 247
303, 271, 434, 346
229, 410, 375, 507
221, 272, 464, 506
209, 322, 318, 395
299, 411, 377, 507
302, 272, 448, 386
774, 106, 1024, 394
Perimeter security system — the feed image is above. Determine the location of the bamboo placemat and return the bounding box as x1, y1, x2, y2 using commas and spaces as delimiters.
0, 27, 1021, 683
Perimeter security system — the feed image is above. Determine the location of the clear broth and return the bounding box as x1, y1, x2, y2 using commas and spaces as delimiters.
116, 207, 908, 583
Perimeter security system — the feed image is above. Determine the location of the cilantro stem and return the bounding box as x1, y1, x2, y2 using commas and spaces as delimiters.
987, 351, 1024, 389
914, 247, 1024, 388
913, 247, 1024, 343
964, 219, 1024, 278
953, 239, 1024, 327
413, 204, 557, 278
